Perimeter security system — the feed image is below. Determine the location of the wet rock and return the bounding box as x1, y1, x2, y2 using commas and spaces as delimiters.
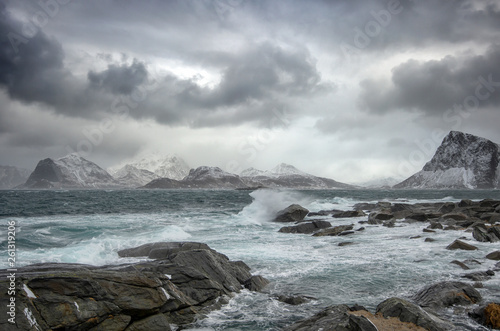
308, 209, 342, 217
406, 212, 442, 222
273, 204, 309, 222
412, 281, 482, 310
353, 202, 378, 211
438, 202, 456, 214
480, 199, 500, 208
450, 260, 470, 270
243, 275, 270, 292
486, 251, 500, 260
283, 304, 377, 331
473, 226, 499, 242
383, 220, 396, 227
332, 210, 366, 218
410, 235, 422, 239
279, 220, 332, 234
276, 295, 314, 305
0, 242, 268, 330
458, 199, 476, 207
428, 221, 444, 230
118, 241, 210, 259
368, 211, 394, 224
125, 314, 172, 331
338, 242, 355, 247
480, 213, 500, 223
313, 224, 354, 237
461, 270, 495, 281
470, 302, 500, 329
376, 297, 453, 331
425, 238, 436, 242
446, 239, 478, 250
488, 226, 500, 240
339, 230, 355, 236
441, 212, 469, 221
356, 227, 365, 231
423, 228, 436, 233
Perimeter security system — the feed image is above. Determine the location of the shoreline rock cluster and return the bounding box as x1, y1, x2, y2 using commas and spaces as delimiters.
0, 242, 268, 331
274, 198, 500, 330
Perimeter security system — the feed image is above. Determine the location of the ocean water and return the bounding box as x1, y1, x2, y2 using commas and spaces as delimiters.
1, 188, 500, 330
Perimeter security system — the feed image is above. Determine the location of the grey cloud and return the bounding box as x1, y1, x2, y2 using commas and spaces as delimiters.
88, 60, 148, 95
358, 44, 500, 114
125, 43, 332, 127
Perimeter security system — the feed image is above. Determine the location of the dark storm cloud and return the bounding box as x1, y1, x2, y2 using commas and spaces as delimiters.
0, 13, 78, 111
88, 60, 148, 95
126, 43, 331, 127
358, 44, 500, 114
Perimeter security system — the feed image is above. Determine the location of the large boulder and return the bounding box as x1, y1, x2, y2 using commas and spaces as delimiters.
279, 220, 332, 234
412, 281, 482, 310
273, 204, 309, 222
376, 297, 452, 331
0, 242, 268, 330
283, 304, 377, 331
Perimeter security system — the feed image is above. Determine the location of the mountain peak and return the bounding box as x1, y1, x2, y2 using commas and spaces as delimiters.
395, 131, 500, 189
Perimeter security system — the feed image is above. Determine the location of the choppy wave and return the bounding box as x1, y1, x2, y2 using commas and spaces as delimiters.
2, 189, 500, 330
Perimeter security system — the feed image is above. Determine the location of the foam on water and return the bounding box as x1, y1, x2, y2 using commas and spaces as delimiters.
3, 189, 500, 330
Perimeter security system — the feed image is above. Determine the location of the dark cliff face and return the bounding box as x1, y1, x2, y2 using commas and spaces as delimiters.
24, 158, 63, 188
396, 131, 500, 189
422, 131, 499, 189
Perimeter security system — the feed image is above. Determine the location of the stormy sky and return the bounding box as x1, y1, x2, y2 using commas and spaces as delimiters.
1, 0, 500, 183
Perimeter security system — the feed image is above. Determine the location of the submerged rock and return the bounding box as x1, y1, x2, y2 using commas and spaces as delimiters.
0, 242, 268, 330
273, 204, 309, 222
279, 220, 332, 234
313, 224, 354, 237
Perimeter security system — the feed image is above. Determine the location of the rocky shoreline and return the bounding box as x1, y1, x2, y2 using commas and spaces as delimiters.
2, 198, 500, 330
274, 198, 500, 330
0, 242, 268, 330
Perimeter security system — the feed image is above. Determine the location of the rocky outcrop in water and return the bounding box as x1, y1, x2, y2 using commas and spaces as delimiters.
0, 242, 268, 330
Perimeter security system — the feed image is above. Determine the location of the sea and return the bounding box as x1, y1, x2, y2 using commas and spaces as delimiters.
2, 188, 500, 330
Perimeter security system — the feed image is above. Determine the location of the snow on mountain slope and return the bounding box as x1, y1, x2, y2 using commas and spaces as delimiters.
240, 163, 354, 189
114, 165, 160, 187
109, 155, 190, 180
22, 154, 119, 189
395, 131, 500, 189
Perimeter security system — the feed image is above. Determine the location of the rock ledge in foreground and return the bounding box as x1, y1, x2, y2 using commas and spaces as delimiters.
0, 242, 269, 331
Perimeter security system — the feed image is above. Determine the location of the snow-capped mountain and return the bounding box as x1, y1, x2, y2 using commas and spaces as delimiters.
143, 166, 248, 189
356, 177, 402, 189
394, 131, 500, 189
240, 163, 354, 189
20, 154, 119, 189
109, 155, 190, 181
0, 165, 31, 189
113, 165, 160, 187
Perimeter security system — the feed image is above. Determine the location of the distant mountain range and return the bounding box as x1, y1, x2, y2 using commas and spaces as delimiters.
8, 130, 500, 190
108, 155, 190, 187
394, 131, 500, 189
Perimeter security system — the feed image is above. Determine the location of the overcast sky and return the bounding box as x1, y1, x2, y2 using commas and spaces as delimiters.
1, 0, 500, 183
